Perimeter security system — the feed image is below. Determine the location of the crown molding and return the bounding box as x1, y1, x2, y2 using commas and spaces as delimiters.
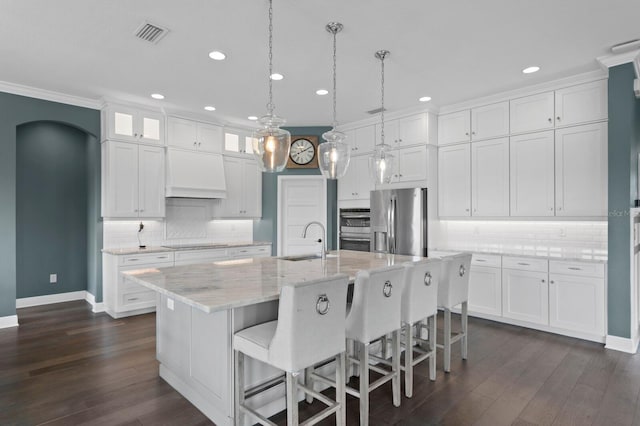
597, 49, 640, 69
0, 80, 101, 110
438, 69, 608, 115
339, 103, 438, 130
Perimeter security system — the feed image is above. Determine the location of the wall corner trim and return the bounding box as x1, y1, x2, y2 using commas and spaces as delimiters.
16, 291, 88, 309
85, 292, 106, 313
0, 80, 102, 110
0, 315, 19, 329
605, 334, 639, 354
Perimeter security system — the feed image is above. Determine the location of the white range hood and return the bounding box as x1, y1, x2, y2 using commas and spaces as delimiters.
165, 148, 227, 198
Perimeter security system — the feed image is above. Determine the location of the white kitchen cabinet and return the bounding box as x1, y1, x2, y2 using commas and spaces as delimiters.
469, 258, 502, 316
102, 104, 164, 144
438, 144, 471, 217
214, 155, 262, 218
554, 80, 607, 127
168, 117, 223, 153
555, 122, 608, 217
502, 259, 549, 325
229, 245, 272, 259
549, 261, 605, 337
338, 155, 372, 201
343, 125, 376, 155
510, 131, 555, 217
390, 145, 429, 183
438, 110, 471, 145
103, 251, 175, 318
471, 137, 509, 216
471, 102, 509, 141
224, 129, 255, 155
510, 91, 555, 134
383, 113, 428, 147
102, 141, 165, 218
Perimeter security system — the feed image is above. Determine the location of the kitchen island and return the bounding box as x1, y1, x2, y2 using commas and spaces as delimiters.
123, 250, 422, 426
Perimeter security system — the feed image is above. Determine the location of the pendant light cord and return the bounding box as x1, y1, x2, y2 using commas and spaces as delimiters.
380, 53, 385, 145
267, 0, 274, 115
331, 28, 338, 129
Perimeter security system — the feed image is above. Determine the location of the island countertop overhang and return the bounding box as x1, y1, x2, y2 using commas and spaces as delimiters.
122, 250, 423, 314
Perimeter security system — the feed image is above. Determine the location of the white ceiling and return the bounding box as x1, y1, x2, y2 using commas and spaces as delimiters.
1, 0, 638, 127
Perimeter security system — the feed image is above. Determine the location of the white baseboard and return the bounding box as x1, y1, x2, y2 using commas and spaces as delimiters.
605, 335, 640, 354
0, 315, 19, 329
16, 291, 88, 308
85, 292, 105, 313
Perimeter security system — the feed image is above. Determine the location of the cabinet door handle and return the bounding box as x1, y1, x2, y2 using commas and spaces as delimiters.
139, 209, 144, 212
193, 141, 197, 146
550, 207, 554, 211
198, 142, 201, 147
550, 280, 555, 284
548, 118, 552, 123
472, 131, 476, 135
558, 207, 562, 211
556, 116, 561, 122
465, 208, 470, 212
465, 132, 469, 136
541, 279, 546, 283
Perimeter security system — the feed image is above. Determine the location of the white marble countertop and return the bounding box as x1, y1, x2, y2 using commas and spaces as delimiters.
123, 250, 422, 314
103, 241, 272, 256
431, 246, 607, 264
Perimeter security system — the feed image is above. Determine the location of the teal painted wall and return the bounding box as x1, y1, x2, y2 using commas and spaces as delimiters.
17, 122, 90, 298
253, 126, 337, 255
0, 92, 101, 318
607, 63, 640, 338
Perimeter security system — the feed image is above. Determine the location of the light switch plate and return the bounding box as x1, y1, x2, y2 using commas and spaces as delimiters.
49, 274, 57, 284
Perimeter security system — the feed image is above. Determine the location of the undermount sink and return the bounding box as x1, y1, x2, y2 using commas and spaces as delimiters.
279, 253, 338, 261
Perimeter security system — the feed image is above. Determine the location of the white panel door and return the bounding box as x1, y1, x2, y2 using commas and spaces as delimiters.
555, 80, 608, 127
397, 145, 428, 182
105, 141, 139, 217
549, 274, 605, 336
502, 269, 549, 325
338, 155, 359, 201
353, 156, 374, 200
555, 122, 608, 217
242, 159, 262, 218
168, 117, 198, 150
469, 266, 502, 316
438, 144, 471, 217
218, 156, 243, 216
197, 122, 223, 153
471, 102, 509, 141
510, 131, 555, 217
438, 110, 470, 145
277, 176, 327, 256
138, 111, 164, 144
138, 145, 165, 218
510, 91, 555, 134
398, 113, 427, 146
471, 137, 509, 216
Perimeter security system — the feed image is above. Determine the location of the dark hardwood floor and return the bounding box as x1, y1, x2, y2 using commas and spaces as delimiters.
1, 301, 638, 426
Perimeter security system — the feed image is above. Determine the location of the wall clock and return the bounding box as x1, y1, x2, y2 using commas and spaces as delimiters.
286, 136, 319, 169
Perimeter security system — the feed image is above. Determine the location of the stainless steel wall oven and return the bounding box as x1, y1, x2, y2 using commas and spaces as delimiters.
339, 208, 371, 252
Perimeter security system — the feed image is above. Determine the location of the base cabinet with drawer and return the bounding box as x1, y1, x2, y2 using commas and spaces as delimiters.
103, 252, 175, 318
468, 254, 502, 316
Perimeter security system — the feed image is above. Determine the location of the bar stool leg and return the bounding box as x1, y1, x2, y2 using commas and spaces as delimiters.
336, 352, 346, 426
444, 308, 452, 373
359, 341, 369, 426
429, 315, 437, 381
404, 323, 414, 398
234, 350, 245, 426
304, 367, 313, 403
461, 301, 468, 360
392, 329, 401, 407
381, 334, 389, 359
286, 371, 299, 426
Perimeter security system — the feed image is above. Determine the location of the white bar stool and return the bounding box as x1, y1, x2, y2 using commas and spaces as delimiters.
233, 274, 349, 426
437, 253, 472, 372
400, 259, 441, 397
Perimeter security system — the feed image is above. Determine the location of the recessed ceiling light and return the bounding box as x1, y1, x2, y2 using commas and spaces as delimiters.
316, 89, 329, 96
208, 51, 226, 60
270, 73, 284, 81
522, 66, 540, 74
151, 93, 164, 99
248, 116, 258, 121
419, 96, 432, 102
204, 106, 216, 111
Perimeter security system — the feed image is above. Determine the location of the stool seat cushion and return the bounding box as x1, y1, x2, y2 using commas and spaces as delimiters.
233, 320, 277, 364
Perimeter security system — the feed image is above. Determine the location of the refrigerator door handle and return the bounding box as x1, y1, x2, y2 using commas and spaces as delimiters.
390, 196, 397, 254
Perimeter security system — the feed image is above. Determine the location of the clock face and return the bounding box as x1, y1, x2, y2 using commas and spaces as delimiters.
290, 138, 316, 165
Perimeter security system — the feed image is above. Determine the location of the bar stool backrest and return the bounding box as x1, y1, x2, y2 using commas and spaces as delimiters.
346, 265, 406, 343
437, 253, 472, 309
402, 259, 441, 325
269, 274, 349, 372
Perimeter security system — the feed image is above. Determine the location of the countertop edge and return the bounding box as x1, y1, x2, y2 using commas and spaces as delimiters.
103, 241, 272, 256
430, 248, 608, 264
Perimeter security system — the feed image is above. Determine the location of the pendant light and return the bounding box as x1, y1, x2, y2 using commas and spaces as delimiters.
252, 0, 291, 173
318, 22, 351, 179
369, 50, 396, 185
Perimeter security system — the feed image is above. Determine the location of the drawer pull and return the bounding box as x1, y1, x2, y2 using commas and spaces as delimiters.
156, 256, 168, 259
128, 258, 139, 262
127, 297, 139, 301
240, 250, 248, 253
568, 267, 582, 271
475, 259, 487, 262
517, 262, 530, 266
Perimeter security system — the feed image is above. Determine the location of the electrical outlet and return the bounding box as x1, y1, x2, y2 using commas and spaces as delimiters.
49, 274, 57, 284
559, 227, 567, 238
167, 298, 174, 311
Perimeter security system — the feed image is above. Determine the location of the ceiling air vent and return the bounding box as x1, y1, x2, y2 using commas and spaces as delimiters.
367, 107, 386, 115
134, 22, 169, 44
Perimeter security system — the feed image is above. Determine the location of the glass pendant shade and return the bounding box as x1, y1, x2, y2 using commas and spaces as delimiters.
319, 129, 350, 179
252, 114, 291, 172
369, 143, 396, 185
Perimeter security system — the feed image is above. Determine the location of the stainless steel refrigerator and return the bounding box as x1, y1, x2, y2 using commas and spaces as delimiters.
370, 188, 428, 256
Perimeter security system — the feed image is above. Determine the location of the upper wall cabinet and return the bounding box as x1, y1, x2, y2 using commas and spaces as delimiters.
389, 145, 430, 183
471, 137, 509, 216
510, 91, 555, 134
168, 117, 223, 153
438, 144, 471, 217
471, 102, 510, 141
345, 125, 376, 155
380, 113, 430, 147
224, 128, 255, 155
555, 80, 607, 127
214, 155, 262, 218
438, 110, 470, 145
102, 105, 164, 144
338, 156, 373, 201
